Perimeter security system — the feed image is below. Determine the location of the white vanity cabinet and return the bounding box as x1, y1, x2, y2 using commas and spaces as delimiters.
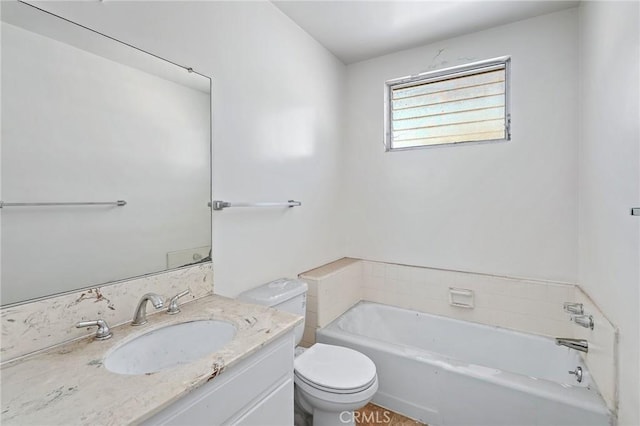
142, 332, 294, 426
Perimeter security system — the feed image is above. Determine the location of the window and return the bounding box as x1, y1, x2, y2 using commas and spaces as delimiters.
385, 56, 511, 151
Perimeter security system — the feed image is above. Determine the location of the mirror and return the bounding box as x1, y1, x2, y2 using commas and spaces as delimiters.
0, 2, 212, 306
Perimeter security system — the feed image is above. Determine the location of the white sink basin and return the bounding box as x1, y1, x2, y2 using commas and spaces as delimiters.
104, 320, 236, 375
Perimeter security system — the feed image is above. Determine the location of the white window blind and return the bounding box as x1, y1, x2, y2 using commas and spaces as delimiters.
385, 57, 510, 150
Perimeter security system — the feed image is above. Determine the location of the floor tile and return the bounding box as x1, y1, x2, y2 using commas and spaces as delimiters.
355, 403, 426, 426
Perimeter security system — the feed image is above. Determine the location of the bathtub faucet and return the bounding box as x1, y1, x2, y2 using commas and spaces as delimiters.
555, 337, 588, 353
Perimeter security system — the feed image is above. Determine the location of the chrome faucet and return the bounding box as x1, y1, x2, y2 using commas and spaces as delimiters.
76, 319, 112, 340
556, 337, 588, 353
132, 293, 164, 326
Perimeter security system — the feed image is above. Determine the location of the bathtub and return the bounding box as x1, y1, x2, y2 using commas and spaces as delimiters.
316, 302, 612, 426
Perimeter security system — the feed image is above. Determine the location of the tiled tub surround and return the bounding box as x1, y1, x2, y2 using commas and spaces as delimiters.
1, 263, 212, 361
299, 258, 362, 347
574, 286, 619, 415
0, 294, 302, 425
299, 258, 618, 414
361, 260, 575, 338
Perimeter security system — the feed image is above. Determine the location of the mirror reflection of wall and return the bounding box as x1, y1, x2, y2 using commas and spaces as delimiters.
0, 4, 212, 306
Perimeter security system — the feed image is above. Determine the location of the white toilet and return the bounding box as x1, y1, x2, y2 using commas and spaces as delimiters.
238, 278, 378, 426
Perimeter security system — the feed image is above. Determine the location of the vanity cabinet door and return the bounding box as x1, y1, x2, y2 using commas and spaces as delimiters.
231, 378, 294, 426
142, 332, 294, 426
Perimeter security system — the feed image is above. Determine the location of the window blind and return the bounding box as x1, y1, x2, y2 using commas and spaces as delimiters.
386, 59, 510, 150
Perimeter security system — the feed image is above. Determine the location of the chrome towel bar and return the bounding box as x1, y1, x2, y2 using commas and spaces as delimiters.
0, 200, 126, 208
210, 200, 301, 211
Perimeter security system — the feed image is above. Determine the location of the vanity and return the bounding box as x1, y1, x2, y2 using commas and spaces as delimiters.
1, 295, 301, 425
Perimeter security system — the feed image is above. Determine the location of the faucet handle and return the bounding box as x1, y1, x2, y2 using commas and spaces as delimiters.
563, 302, 584, 315
571, 314, 594, 330
167, 289, 190, 315
76, 319, 112, 340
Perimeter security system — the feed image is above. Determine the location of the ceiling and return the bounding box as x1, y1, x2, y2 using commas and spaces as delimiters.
272, 1, 579, 64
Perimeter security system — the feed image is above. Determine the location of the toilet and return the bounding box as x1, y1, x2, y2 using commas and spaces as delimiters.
238, 278, 378, 426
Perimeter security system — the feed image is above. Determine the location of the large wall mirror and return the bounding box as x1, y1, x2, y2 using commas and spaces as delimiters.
0, 1, 212, 306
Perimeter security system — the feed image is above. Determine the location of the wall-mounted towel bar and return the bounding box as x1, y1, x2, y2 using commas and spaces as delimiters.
0, 200, 127, 208
210, 200, 301, 211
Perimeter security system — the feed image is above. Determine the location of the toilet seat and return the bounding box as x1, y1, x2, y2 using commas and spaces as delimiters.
294, 344, 377, 394
295, 370, 377, 395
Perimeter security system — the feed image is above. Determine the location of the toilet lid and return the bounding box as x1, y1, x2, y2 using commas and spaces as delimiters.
294, 344, 376, 392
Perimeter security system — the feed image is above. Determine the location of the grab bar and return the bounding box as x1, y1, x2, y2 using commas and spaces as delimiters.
0, 200, 126, 208
210, 200, 301, 211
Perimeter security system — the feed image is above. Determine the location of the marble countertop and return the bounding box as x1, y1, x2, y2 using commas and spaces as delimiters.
0, 295, 302, 425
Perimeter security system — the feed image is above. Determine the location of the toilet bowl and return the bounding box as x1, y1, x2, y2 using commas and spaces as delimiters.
237, 279, 378, 426
294, 344, 378, 426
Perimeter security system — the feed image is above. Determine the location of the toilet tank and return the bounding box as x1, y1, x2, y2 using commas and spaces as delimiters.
237, 278, 307, 346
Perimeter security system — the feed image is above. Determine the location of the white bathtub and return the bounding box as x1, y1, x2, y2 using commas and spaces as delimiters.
316, 302, 612, 426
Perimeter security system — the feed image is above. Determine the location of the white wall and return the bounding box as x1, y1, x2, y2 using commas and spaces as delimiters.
1, 22, 210, 304
26, 1, 347, 297
578, 2, 640, 424
343, 9, 579, 283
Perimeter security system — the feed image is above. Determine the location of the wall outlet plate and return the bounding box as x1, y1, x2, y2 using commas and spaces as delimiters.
167, 246, 211, 269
